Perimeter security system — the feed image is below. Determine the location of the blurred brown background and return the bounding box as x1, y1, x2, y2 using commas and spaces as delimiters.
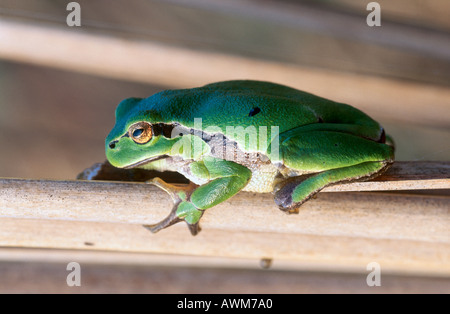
0, 0, 449, 293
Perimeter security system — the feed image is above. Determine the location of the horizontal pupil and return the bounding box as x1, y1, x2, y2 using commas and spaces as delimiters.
133, 128, 144, 138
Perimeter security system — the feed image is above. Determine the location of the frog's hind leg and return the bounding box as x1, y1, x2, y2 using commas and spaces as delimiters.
274, 160, 391, 213
273, 130, 394, 213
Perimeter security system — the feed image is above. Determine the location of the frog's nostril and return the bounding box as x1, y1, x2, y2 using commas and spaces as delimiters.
109, 141, 118, 149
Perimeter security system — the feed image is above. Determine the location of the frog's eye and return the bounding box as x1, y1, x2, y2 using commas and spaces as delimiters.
128, 122, 153, 144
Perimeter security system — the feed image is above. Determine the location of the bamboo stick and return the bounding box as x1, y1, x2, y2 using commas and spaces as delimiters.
0, 161, 448, 275
79, 160, 450, 191
0, 161, 448, 230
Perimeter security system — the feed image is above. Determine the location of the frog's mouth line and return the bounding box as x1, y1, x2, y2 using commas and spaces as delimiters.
124, 155, 169, 169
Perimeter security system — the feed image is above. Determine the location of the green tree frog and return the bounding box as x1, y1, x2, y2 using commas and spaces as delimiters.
106, 80, 394, 235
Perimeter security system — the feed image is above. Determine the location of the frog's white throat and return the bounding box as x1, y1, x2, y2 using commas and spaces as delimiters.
124, 155, 169, 169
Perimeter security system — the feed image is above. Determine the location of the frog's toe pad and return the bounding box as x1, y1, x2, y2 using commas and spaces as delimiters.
187, 222, 201, 236
274, 178, 313, 214
274, 192, 293, 210
274, 179, 300, 212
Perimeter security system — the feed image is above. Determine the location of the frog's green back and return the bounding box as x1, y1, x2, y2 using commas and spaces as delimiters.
116, 80, 382, 152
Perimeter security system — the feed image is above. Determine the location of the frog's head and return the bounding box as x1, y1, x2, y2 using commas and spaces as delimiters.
105, 97, 180, 169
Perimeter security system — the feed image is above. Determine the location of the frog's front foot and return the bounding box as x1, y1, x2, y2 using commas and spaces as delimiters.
143, 178, 203, 235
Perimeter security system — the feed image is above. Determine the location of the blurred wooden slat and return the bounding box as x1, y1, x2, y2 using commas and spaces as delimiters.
0, 217, 449, 276
1, 252, 449, 293
1, 0, 449, 85
0, 18, 449, 129
331, 0, 450, 31
0, 247, 286, 271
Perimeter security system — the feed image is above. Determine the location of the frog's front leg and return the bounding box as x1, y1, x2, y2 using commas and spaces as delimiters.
144, 157, 252, 235
143, 178, 200, 234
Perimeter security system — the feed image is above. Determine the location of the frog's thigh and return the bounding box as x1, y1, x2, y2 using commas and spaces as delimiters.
189, 158, 252, 210
275, 161, 389, 212
280, 131, 393, 171
276, 131, 393, 212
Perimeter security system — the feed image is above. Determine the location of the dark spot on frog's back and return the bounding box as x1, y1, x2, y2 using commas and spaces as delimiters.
248, 107, 261, 117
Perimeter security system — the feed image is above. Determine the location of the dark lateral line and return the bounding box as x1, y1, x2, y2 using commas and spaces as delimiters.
378, 129, 386, 143
152, 123, 177, 138
152, 122, 214, 142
